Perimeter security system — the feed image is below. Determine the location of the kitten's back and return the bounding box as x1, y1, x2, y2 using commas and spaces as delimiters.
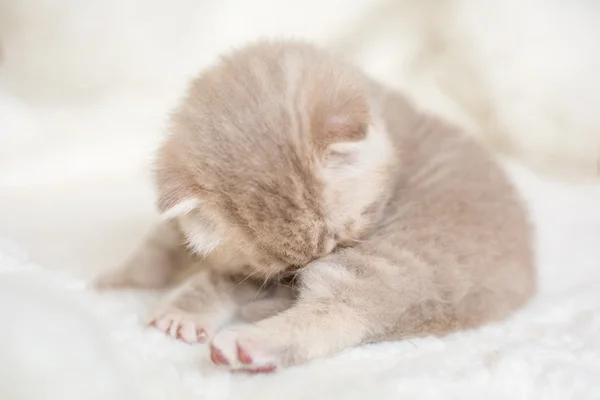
362, 88, 535, 334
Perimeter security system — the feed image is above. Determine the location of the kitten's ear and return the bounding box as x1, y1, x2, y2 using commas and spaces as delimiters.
314, 88, 370, 164
159, 197, 200, 219
154, 149, 201, 218
156, 175, 200, 218
320, 114, 369, 165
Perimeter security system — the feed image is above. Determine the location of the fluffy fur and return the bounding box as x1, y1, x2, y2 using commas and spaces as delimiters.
96, 41, 534, 372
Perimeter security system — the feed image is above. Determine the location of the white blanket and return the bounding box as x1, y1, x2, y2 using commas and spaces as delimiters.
1, 165, 599, 400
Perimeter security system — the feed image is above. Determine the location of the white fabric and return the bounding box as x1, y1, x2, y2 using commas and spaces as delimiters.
1, 0, 600, 398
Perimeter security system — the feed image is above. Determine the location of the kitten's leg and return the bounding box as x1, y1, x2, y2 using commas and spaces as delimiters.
209, 247, 451, 372
239, 286, 296, 322
94, 219, 192, 289
149, 270, 269, 343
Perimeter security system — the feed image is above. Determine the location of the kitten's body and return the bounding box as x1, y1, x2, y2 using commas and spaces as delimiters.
96, 41, 534, 372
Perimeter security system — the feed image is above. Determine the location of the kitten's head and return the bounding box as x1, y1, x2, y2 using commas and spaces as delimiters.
155, 41, 395, 276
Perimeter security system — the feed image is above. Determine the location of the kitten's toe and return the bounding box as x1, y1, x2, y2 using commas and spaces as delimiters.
149, 310, 211, 344
209, 329, 239, 365
210, 326, 279, 373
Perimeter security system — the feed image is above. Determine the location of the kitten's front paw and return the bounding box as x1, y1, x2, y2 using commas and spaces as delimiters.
149, 308, 212, 344
209, 326, 285, 373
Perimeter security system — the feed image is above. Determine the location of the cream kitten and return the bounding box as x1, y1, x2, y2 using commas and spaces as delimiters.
96, 41, 535, 373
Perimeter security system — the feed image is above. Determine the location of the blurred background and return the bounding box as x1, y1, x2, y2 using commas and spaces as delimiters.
0, 0, 599, 276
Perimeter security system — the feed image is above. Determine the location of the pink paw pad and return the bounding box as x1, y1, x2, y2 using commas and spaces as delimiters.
209, 333, 277, 373
210, 344, 230, 365
237, 344, 254, 364
234, 343, 277, 372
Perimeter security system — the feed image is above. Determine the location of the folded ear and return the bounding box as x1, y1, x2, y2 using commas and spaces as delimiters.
159, 197, 201, 219
312, 86, 370, 165
154, 148, 201, 218
316, 107, 392, 181
322, 116, 368, 165
313, 111, 369, 173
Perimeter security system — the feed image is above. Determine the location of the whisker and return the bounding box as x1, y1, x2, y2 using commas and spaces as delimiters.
253, 272, 272, 301
231, 265, 265, 292
274, 281, 294, 290
289, 272, 300, 289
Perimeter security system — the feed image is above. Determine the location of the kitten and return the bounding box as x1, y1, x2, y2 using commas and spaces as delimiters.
96, 41, 535, 373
